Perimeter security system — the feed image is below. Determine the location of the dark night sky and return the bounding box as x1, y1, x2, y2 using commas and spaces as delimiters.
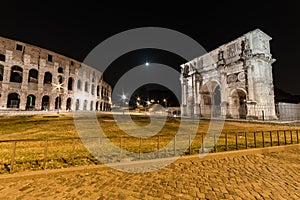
1, 1, 300, 98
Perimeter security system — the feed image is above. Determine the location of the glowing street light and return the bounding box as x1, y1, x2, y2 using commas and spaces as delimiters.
145, 62, 149, 66
52, 81, 63, 114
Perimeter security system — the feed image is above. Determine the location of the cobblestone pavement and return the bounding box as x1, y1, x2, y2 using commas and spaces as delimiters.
0, 145, 299, 200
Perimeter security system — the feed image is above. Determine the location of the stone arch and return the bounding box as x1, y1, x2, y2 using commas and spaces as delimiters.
66, 98, 72, 110
57, 75, 63, 84
91, 84, 95, 95
75, 99, 80, 110
97, 85, 100, 96
83, 100, 87, 110
84, 81, 88, 92
10, 65, 23, 83
26, 94, 36, 110
41, 95, 50, 110
96, 101, 99, 111
200, 80, 221, 117
77, 79, 81, 90
58, 67, 64, 73
44, 72, 52, 84
7, 93, 20, 108
90, 101, 94, 111
0, 54, 5, 62
0, 64, 4, 81
68, 77, 74, 90
229, 88, 247, 119
28, 69, 38, 83
55, 96, 62, 109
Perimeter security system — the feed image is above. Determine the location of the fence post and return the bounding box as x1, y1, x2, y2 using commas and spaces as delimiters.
225, 132, 228, 151
120, 136, 123, 159
174, 135, 176, 156
270, 131, 273, 147
277, 130, 280, 146
189, 134, 191, 155
139, 137, 142, 160
297, 130, 299, 144
43, 140, 48, 169
262, 131, 265, 147
245, 132, 248, 149
214, 132, 217, 152
290, 130, 293, 144
157, 135, 160, 151
284, 130, 287, 145
201, 133, 204, 154
235, 132, 238, 150
254, 132, 257, 148
10, 141, 17, 173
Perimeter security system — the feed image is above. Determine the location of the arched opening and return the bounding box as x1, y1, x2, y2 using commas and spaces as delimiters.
91, 84, 95, 95
83, 100, 87, 110
77, 79, 81, 90
55, 97, 62, 109
231, 89, 247, 119
0, 64, 4, 81
100, 102, 103, 111
28, 69, 38, 83
0, 54, 5, 62
68, 77, 74, 90
90, 101, 94, 111
212, 85, 221, 117
26, 94, 36, 110
84, 82, 88, 92
96, 101, 99, 111
75, 99, 80, 110
58, 67, 64, 73
66, 98, 72, 110
10, 66, 23, 83
57, 75, 63, 84
7, 93, 20, 108
97, 85, 100, 96
41, 96, 50, 110
44, 72, 52, 84
200, 81, 221, 118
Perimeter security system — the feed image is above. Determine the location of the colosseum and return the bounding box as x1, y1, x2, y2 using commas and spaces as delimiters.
0, 36, 112, 112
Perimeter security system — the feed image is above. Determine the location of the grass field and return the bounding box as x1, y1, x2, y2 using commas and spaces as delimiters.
0, 112, 299, 174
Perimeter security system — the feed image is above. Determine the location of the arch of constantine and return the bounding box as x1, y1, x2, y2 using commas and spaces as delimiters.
181, 29, 277, 120
0, 37, 112, 111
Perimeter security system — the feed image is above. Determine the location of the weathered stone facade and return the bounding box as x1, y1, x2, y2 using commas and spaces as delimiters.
181, 29, 277, 120
0, 37, 111, 111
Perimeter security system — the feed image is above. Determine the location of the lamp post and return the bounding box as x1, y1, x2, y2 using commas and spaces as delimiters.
53, 81, 63, 114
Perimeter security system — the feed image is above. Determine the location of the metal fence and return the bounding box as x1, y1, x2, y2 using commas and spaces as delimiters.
1, 129, 299, 174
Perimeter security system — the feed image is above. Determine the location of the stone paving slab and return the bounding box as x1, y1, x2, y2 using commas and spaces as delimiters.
0, 144, 299, 200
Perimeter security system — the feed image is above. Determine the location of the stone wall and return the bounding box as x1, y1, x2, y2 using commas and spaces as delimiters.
0, 36, 112, 111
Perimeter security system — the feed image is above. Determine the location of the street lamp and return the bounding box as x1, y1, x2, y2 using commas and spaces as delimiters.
53, 81, 63, 114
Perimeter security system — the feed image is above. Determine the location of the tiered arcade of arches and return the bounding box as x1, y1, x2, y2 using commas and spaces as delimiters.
0, 36, 112, 112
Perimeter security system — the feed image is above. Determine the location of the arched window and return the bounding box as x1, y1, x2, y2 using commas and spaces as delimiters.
0, 54, 5, 62
7, 93, 20, 108
83, 100, 87, 110
90, 101, 94, 111
10, 66, 23, 83
97, 85, 100, 96
28, 69, 38, 83
58, 67, 64, 73
44, 72, 52, 84
26, 94, 36, 110
66, 98, 72, 110
57, 75, 63, 84
68, 77, 74, 90
75, 99, 80, 110
84, 81, 88, 92
41, 96, 50, 110
77, 79, 81, 89
0, 64, 4, 81
91, 84, 95, 95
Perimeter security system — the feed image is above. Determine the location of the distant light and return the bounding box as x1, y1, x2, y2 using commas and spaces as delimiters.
145, 62, 149, 66
121, 94, 126, 100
